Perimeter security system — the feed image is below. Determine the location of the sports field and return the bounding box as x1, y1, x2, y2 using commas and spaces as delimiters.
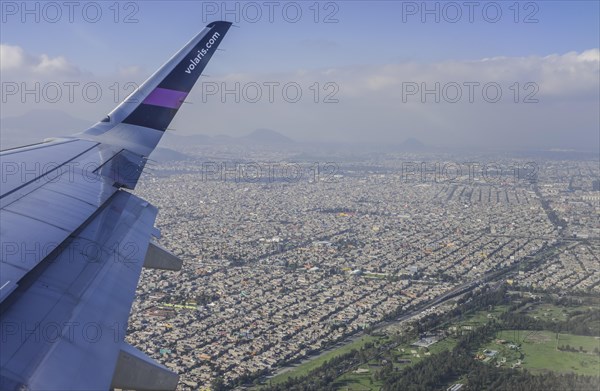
494, 329, 600, 376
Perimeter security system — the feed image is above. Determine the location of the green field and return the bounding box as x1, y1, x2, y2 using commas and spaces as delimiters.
332, 365, 381, 391
454, 304, 509, 327
329, 336, 459, 391
259, 297, 599, 389
265, 334, 385, 386
393, 336, 458, 365
330, 327, 600, 390
522, 303, 568, 321
265, 304, 508, 389
492, 330, 600, 376
519, 302, 596, 322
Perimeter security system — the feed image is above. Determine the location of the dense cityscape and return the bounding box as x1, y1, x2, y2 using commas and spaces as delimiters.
125, 143, 600, 389
1, 1, 598, 390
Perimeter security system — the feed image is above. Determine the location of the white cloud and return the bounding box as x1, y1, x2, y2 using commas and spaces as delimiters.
1, 47, 597, 151
0, 43, 81, 76
0, 44, 25, 70
179, 49, 598, 149
577, 49, 600, 62
340, 49, 600, 100
207, 49, 599, 102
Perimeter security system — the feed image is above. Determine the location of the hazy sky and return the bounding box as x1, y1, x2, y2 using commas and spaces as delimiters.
1, 1, 599, 151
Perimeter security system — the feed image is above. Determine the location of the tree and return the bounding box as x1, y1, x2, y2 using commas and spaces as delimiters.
210, 377, 226, 391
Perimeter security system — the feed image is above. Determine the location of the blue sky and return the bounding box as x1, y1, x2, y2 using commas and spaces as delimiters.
1, 1, 599, 150
2, 1, 598, 73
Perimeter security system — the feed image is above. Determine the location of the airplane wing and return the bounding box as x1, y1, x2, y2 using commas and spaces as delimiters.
0, 21, 233, 390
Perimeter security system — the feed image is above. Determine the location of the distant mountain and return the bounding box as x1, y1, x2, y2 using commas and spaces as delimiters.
1, 110, 295, 150
148, 147, 190, 162
240, 128, 295, 145
162, 128, 294, 148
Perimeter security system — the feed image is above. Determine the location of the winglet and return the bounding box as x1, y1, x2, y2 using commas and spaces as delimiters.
111, 342, 179, 391
80, 21, 232, 156
143, 241, 183, 271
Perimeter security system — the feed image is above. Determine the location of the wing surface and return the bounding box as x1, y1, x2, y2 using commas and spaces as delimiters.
0, 21, 233, 390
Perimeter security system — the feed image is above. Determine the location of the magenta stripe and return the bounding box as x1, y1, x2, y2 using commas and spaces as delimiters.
143, 88, 188, 109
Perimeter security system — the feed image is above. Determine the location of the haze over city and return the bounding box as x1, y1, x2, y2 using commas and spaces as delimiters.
1, 1, 598, 151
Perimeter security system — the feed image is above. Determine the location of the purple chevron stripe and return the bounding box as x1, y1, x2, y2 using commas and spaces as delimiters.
142, 88, 188, 109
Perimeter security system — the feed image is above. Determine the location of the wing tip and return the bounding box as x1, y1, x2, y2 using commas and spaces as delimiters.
207, 20, 233, 28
